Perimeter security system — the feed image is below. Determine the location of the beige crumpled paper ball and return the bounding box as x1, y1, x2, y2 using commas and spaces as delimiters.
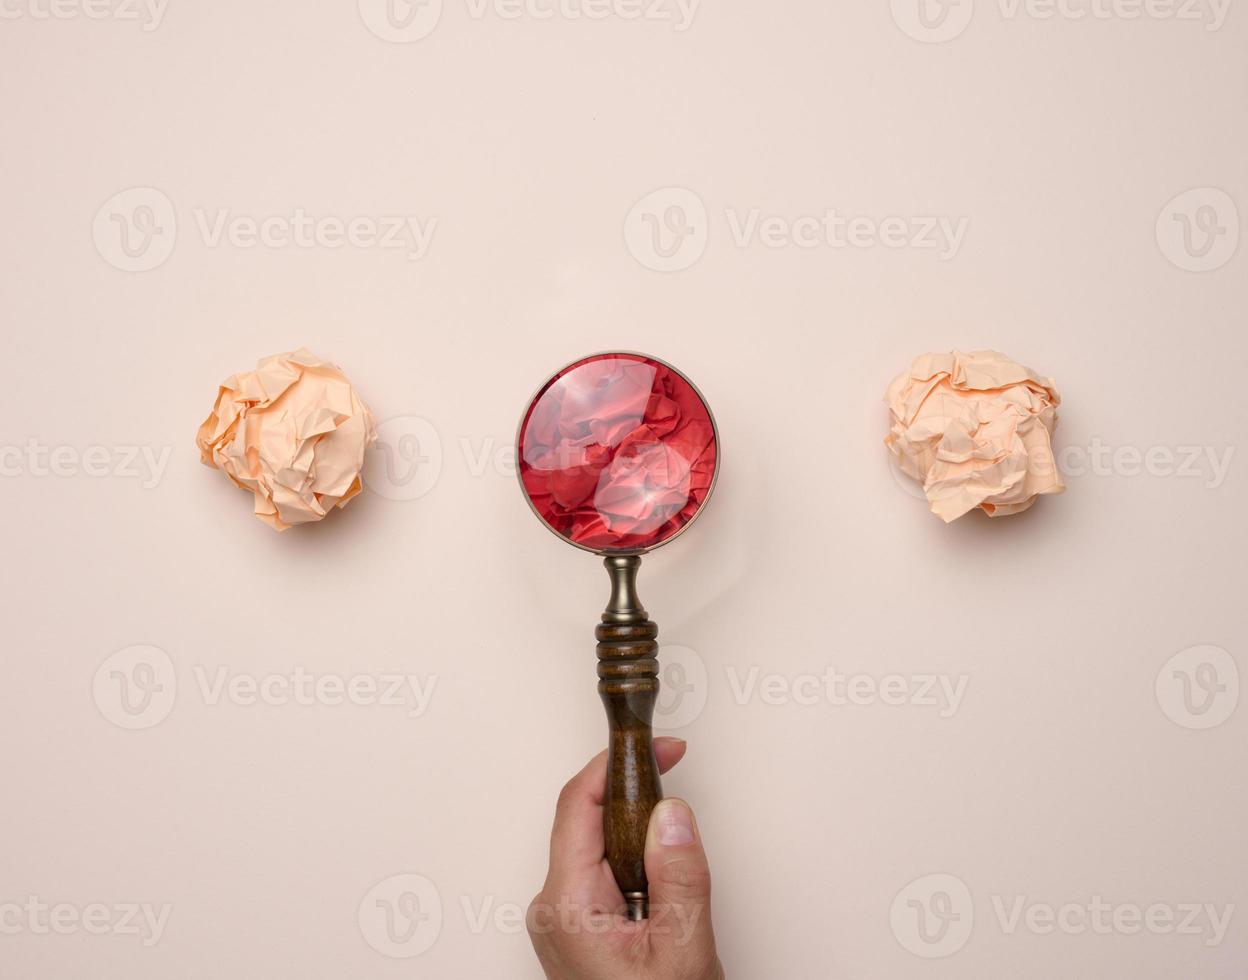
885, 350, 1064, 522
196, 348, 377, 530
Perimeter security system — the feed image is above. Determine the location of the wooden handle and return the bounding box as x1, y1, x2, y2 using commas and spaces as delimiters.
596, 556, 662, 921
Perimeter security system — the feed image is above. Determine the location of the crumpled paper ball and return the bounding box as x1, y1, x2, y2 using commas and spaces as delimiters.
885, 349, 1064, 522
196, 348, 377, 530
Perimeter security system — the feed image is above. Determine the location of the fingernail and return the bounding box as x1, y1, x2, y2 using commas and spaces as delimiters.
655, 799, 696, 847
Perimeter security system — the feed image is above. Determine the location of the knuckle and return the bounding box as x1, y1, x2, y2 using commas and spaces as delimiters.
657, 856, 712, 896
525, 892, 548, 937
554, 780, 580, 813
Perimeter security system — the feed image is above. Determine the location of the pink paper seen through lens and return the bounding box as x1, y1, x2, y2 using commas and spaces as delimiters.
518, 353, 718, 553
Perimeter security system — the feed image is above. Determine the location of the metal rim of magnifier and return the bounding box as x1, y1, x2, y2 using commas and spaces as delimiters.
514, 350, 721, 558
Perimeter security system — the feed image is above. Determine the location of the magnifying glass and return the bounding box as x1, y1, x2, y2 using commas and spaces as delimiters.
517, 352, 719, 920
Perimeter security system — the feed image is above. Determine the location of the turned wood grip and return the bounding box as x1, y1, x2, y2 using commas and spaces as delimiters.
596, 556, 662, 921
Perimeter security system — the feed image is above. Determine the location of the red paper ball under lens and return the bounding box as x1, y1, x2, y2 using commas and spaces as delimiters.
518, 353, 718, 553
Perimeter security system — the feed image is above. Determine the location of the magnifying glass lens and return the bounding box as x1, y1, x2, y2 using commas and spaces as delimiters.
517, 353, 718, 554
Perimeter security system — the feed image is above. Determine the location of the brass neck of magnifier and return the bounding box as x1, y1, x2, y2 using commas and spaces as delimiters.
601, 554, 648, 625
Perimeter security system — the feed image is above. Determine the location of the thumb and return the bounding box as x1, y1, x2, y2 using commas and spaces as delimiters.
644, 798, 719, 971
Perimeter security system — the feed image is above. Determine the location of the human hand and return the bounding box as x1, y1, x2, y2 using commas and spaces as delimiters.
527, 738, 724, 980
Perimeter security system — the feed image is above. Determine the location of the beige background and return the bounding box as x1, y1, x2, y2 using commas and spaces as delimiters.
1, 0, 1245, 977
